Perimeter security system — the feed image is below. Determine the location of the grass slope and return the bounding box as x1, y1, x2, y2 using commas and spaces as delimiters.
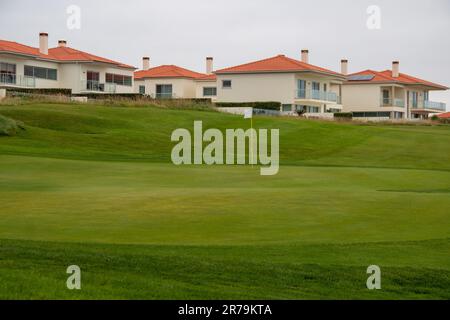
0, 101, 449, 299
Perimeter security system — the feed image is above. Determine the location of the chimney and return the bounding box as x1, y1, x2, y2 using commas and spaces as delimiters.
206, 57, 213, 74
301, 49, 309, 64
142, 57, 150, 70
39, 32, 48, 55
58, 40, 67, 47
341, 59, 348, 75
392, 61, 399, 78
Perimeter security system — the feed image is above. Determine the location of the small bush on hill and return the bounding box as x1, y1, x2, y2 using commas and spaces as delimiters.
0, 115, 23, 136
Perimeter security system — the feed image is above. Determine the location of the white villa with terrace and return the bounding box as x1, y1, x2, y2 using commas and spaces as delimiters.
214, 50, 346, 116
0, 33, 135, 94
341, 60, 448, 120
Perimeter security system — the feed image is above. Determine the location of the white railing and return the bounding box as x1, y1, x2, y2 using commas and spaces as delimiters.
0, 73, 35, 87
296, 89, 340, 103
80, 80, 116, 93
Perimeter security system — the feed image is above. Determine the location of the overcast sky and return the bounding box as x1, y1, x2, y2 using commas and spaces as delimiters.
1, 0, 449, 105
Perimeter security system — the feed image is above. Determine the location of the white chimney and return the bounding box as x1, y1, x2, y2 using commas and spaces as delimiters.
301, 49, 309, 64
39, 32, 48, 55
142, 57, 150, 70
341, 59, 348, 75
206, 57, 213, 74
58, 40, 67, 47
392, 61, 399, 78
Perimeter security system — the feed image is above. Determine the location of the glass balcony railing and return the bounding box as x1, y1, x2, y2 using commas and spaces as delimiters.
296, 89, 340, 103
380, 98, 405, 107
423, 100, 446, 111
0, 73, 36, 87
80, 80, 116, 93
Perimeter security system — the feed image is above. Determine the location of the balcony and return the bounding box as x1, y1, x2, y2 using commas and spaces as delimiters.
80, 80, 116, 93
296, 89, 341, 104
423, 100, 446, 111
380, 98, 405, 107
0, 73, 35, 87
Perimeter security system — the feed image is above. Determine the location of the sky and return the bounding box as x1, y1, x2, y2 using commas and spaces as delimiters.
1, 0, 449, 106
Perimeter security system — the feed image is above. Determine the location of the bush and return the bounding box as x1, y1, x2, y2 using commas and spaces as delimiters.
0, 115, 21, 136
7, 88, 72, 96
430, 115, 439, 121
334, 112, 353, 120
215, 101, 281, 111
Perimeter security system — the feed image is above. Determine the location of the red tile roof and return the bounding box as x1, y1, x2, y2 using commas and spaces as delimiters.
215, 54, 344, 77
134, 65, 216, 80
347, 69, 448, 90
437, 112, 450, 119
0, 39, 135, 69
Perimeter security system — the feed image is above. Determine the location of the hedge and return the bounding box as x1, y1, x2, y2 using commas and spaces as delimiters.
334, 112, 353, 119
5, 88, 72, 96
215, 101, 281, 111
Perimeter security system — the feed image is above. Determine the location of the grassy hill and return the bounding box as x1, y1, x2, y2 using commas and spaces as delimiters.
0, 100, 449, 299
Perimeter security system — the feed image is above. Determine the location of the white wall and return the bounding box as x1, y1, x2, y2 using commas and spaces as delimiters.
195, 80, 217, 99
216, 73, 296, 104
134, 78, 197, 98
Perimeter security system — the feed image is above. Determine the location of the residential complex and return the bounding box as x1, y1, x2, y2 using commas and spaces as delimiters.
342, 61, 448, 120
1, 33, 447, 118
133, 57, 217, 99
214, 51, 346, 115
0, 33, 135, 94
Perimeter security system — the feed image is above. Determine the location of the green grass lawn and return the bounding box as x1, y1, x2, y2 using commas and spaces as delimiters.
0, 101, 449, 299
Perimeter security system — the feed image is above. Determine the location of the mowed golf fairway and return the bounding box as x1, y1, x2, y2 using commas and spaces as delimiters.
0, 102, 449, 299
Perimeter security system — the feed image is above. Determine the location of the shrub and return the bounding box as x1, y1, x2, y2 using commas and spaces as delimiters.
334, 112, 353, 120
215, 101, 281, 111
0, 115, 20, 136
431, 115, 439, 121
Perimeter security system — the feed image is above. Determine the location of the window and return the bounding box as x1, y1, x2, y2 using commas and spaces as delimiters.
381, 89, 390, 105
156, 84, 173, 98
312, 82, 321, 99
105, 73, 132, 86
424, 91, 429, 101
24, 65, 57, 80
282, 104, 292, 112
222, 80, 232, 88
203, 87, 217, 96
411, 91, 418, 108
305, 106, 319, 113
353, 112, 391, 118
86, 71, 100, 91
139, 85, 146, 94
297, 80, 306, 98
0, 62, 16, 84
323, 84, 327, 92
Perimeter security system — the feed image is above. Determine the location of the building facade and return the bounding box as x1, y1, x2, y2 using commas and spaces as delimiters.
134, 57, 217, 100
342, 61, 448, 120
214, 51, 346, 115
0, 33, 136, 94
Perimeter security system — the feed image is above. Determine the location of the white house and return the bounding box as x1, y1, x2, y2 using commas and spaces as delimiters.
134, 57, 217, 100
341, 60, 448, 120
214, 50, 346, 114
0, 33, 136, 94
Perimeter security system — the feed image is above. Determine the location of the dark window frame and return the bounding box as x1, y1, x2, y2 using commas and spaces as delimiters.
105, 73, 132, 86
203, 87, 217, 96
222, 80, 232, 89
24, 65, 57, 80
